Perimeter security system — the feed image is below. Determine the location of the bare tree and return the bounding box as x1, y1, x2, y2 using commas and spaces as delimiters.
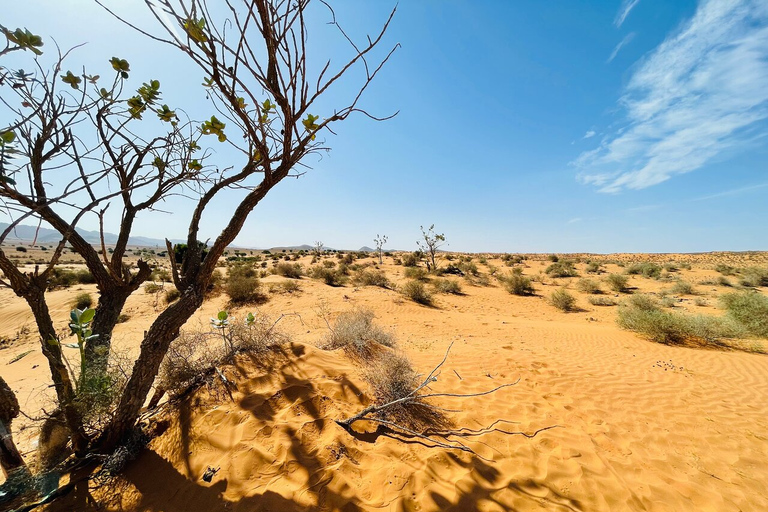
1, 0, 397, 452
417, 224, 445, 272
374, 233, 387, 264
313, 240, 324, 257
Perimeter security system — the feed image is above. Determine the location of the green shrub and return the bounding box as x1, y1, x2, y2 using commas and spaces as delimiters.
626, 262, 662, 279
503, 273, 535, 296
401, 253, 419, 267
144, 282, 163, 294
617, 305, 738, 347
585, 261, 602, 274
309, 266, 347, 286
319, 309, 395, 358
717, 276, 733, 287
720, 291, 768, 338
273, 262, 303, 278
625, 294, 659, 312
226, 263, 266, 304
545, 260, 578, 278
740, 267, 768, 288
353, 269, 391, 288
576, 278, 601, 294
548, 254, 559, 262
401, 280, 433, 305
15, 246, 27, 252
550, 288, 576, 312
715, 264, 736, 276
73, 293, 93, 310
660, 296, 677, 308
605, 273, 629, 293
588, 296, 616, 306
403, 266, 428, 280
669, 280, 696, 295
433, 278, 462, 295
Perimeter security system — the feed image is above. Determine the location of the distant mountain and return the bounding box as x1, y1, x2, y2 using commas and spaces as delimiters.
0, 223, 180, 247
358, 246, 375, 252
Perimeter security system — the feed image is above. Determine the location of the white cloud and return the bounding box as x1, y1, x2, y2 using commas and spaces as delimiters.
608, 32, 636, 63
691, 181, 768, 201
615, 0, 642, 28
576, 0, 768, 193
583, 130, 596, 139
567, 217, 583, 224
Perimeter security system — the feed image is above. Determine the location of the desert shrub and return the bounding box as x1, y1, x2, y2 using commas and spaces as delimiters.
550, 288, 576, 312
545, 260, 578, 278
626, 262, 662, 279
226, 263, 266, 304
720, 291, 768, 338
433, 278, 462, 295
268, 280, 301, 294
457, 261, 479, 276
717, 276, 733, 287
165, 288, 181, 303
73, 292, 93, 310
401, 252, 419, 267
322, 260, 337, 269
585, 261, 602, 274
320, 309, 395, 356
669, 280, 696, 295
151, 268, 171, 282
694, 297, 707, 307
576, 278, 601, 294
403, 266, 428, 280
503, 273, 534, 296
273, 262, 303, 278
309, 266, 347, 286
589, 296, 616, 306
740, 267, 768, 288
144, 282, 162, 294
400, 280, 433, 305
626, 294, 659, 312
663, 263, 679, 273
74, 269, 95, 284
117, 313, 130, 323
617, 305, 739, 347
605, 273, 629, 293
353, 269, 391, 288
660, 296, 677, 308
15, 246, 27, 252
548, 254, 559, 262
464, 273, 490, 287
715, 264, 736, 276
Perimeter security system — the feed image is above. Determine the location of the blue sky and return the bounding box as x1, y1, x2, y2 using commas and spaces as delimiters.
3, 0, 767, 253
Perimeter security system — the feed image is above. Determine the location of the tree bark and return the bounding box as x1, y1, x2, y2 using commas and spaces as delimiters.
0, 377, 25, 478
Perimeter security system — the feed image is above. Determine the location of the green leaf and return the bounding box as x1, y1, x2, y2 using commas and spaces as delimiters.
4, 27, 44, 55
157, 104, 176, 122
99, 88, 111, 99
70, 310, 79, 324
109, 57, 130, 78
0, 176, 16, 185
46, 338, 60, 346
0, 131, 15, 144
183, 17, 208, 43
80, 308, 95, 324
61, 70, 81, 89
201, 115, 226, 142
188, 159, 202, 171
217, 310, 228, 321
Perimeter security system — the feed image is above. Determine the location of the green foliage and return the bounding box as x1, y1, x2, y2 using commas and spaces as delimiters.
739, 267, 768, 288
714, 264, 736, 276
226, 263, 266, 304
548, 254, 559, 262
60, 70, 81, 89
400, 252, 419, 267
173, 242, 208, 264
576, 278, 601, 294
109, 57, 130, 79
669, 280, 696, 295
183, 17, 208, 43
617, 303, 740, 347
545, 260, 578, 278
626, 262, 662, 279
73, 292, 93, 310
400, 280, 433, 305
201, 115, 227, 142
2, 26, 44, 54
625, 294, 659, 312
309, 266, 347, 286
550, 288, 576, 312
15, 245, 26, 252
273, 262, 303, 279
605, 273, 629, 293
501, 271, 535, 296
353, 269, 391, 288
403, 266, 428, 280
720, 291, 768, 338
585, 261, 602, 274
432, 278, 462, 295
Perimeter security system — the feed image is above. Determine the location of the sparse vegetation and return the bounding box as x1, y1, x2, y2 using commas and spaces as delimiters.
576, 278, 602, 294
502, 272, 535, 296
589, 296, 616, 306
165, 288, 181, 303
403, 266, 428, 281
401, 280, 433, 305
433, 278, 462, 295
226, 263, 266, 304
720, 291, 768, 338
273, 262, 303, 279
550, 288, 576, 312
545, 260, 578, 278
73, 293, 93, 310
669, 280, 696, 295
605, 273, 630, 293
353, 269, 391, 288
320, 309, 395, 358
626, 262, 662, 279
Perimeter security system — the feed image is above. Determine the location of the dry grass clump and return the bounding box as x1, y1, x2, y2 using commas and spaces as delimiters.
720, 291, 768, 338
545, 260, 578, 278
669, 280, 696, 295
159, 312, 288, 395
165, 288, 181, 303
319, 309, 395, 359
272, 262, 303, 279
605, 273, 629, 293
400, 280, 433, 305
309, 265, 348, 286
226, 263, 267, 304
550, 288, 576, 312
617, 298, 741, 348
626, 262, 662, 279
501, 271, 535, 296
73, 292, 93, 310
144, 282, 163, 294
576, 278, 602, 294
353, 269, 392, 288
403, 266, 428, 280
589, 296, 616, 306
268, 280, 301, 294
432, 278, 462, 295
739, 267, 768, 288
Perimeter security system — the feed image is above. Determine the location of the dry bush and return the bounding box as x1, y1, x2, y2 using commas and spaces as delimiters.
720, 291, 768, 338
401, 280, 433, 305
576, 278, 602, 294
268, 280, 302, 294
309, 266, 347, 286
625, 294, 659, 311
502, 271, 535, 296
550, 288, 576, 312
588, 296, 616, 306
165, 288, 181, 303
605, 273, 629, 293
626, 262, 662, 279
361, 351, 448, 431
353, 269, 392, 288
403, 266, 428, 280
669, 280, 696, 295
319, 309, 395, 359
400, 252, 419, 267
740, 267, 768, 288
433, 278, 462, 295
226, 263, 267, 304
272, 262, 303, 279
545, 260, 578, 278
144, 282, 163, 294
73, 292, 93, 310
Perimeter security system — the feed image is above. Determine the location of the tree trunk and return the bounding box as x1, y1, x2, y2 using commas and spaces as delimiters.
0, 377, 25, 478
98, 284, 205, 450
85, 286, 132, 373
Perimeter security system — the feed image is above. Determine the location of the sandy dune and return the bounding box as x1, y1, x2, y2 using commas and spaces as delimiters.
1, 253, 767, 511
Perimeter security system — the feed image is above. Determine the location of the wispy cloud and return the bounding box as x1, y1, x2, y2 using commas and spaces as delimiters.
614, 0, 642, 28
691, 181, 768, 201
608, 32, 636, 63
566, 217, 583, 224
583, 130, 596, 139
576, 0, 768, 193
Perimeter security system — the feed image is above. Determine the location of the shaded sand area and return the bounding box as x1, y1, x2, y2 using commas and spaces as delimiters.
1, 253, 767, 511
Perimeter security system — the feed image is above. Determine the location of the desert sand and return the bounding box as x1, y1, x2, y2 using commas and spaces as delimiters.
1, 252, 767, 511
